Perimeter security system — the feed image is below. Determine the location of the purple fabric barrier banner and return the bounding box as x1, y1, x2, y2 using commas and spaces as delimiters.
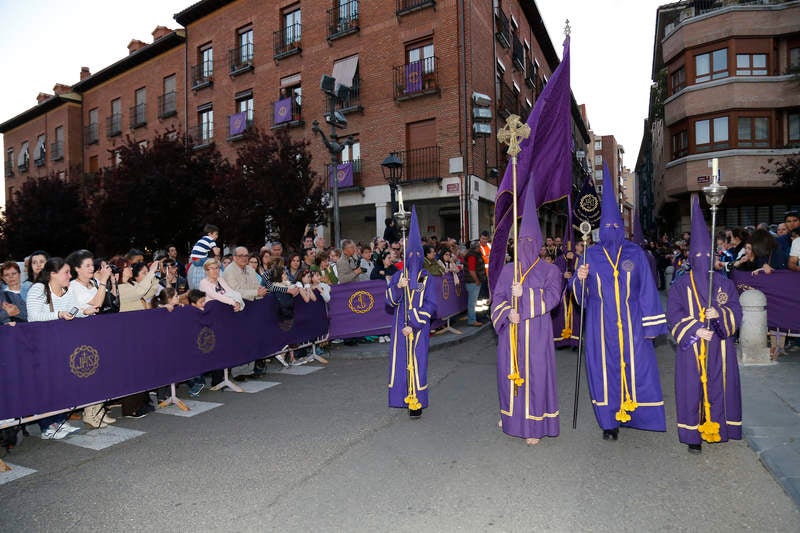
273, 97, 292, 124
328, 162, 354, 188
731, 270, 800, 332
327, 273, 466, 338
0, 296, 327, 419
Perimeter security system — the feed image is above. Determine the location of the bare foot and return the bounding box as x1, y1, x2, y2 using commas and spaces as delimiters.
525, 438, 540, 446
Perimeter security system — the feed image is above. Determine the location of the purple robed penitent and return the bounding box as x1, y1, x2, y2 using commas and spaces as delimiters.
668, 196, 742, 445
492, 182, 560, 439
552, 252, 580, 348
569, 165, 667, 432
387, 207, 437, 409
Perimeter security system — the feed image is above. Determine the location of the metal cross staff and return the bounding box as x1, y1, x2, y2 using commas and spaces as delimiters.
497, 114, 530, 394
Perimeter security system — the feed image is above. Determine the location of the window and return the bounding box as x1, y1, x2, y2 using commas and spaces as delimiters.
671, 66, 686, 93
198, 105, 213, 144
132, 87, 146, 128
789, 48, 800, 69
695, 48, 727, 83
736, 54, 767, 76
695, 116, 728, 152
594, 140, 602, 150
496, 58, 506, 76
671, 130, 688, 159
408, 41, 434, 74
161, 74, 177, 117
737, 117, 769, 148
52, 126, 64, 161
109, 98, 122, 136
512, 82, 520, 96
342, 139, 361, 175
18, 141, 29, 171
594, 155, 602, 166
789, 113, 800, 143
238, 27, 254, 64
201, 45, 213, 78
237, 91, 254, 122
275, 77, 302, 125
34, 134, 46, 166
5, 148, 13, 177
594, 170, 603, 181
285, 9, 301, 45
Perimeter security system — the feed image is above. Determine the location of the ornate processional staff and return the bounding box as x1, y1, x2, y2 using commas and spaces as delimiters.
497, 114, 530, 394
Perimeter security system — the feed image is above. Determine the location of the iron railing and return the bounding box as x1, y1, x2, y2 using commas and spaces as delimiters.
85, 124, 99, 144
106, 114, 122, 137
130, 104, 147, 129
495, 8, 511, 48
327, 0, 359, 39
191, 62, 213, 89
396, 0, 435, 16
498, 81, 519, 118
396, 146, 440, 182
272, 98, 303, 126
159, 91, 177, 118
229, 43, 254, 74
190, 123, 214, 147
273, 24, 302, 58
50, 141, 64, 161
335, 77, 362, 111
393, 57, 439, 99
512, 34, 524, 70
525, 59, 537, 88
325, 159, 362, 188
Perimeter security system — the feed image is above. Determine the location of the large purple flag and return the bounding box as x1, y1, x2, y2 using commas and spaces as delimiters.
274, 97, 292, 124
329, 162, 354, 188
229, 111, 247, 136
489, 37, 572, 293
405, 61, 423, 94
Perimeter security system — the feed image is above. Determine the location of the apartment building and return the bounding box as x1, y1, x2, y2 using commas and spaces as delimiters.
2, 0, 590, 244
641, 0, 800, 234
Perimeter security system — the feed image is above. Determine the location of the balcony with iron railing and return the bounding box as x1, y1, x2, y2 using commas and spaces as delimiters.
17, 155, 29, 173
191, 62, 213, 90
130, 104, 147, 129
229, 43, 254, 76
325, 159, 362, 189
227, 114, 254, 141
273, 24, 302, 59
495, 8, 511, 48
328, 0, 359, 40
396, 146, 440, 183
50, 141, 64, 162
393, 57, 440, 100
159, 91, 177, 118
525, 59, 537, 89
190, 123, 214, 148
512, 34, 524, 71
271, 98, 303, 128
333, 78, 362, 113
498, 81, 520, 118
34, 149, 46, 167
85, 124, 99, 144
4, 162, 13, 177
396, 0, 435, 16
106, 114, 122, 137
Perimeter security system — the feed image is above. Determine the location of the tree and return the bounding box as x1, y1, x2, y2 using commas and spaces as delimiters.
761, 154, 800, 193
0, 173, 89, 258
216, 129, 326, 248
89, 132, 225, 255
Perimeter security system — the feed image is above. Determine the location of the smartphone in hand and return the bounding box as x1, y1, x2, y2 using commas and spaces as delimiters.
68, 306, 80, 317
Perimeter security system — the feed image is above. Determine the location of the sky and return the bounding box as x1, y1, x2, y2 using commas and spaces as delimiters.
0, 0, 666, 208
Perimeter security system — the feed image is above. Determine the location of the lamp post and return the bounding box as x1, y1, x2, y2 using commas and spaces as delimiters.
381, 153, 403, 216
312, 75, 352, 249
702, 157, 727, 319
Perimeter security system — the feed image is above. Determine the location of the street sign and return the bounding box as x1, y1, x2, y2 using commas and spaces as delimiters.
446, 183, 460, 193
697, 175, 710, 184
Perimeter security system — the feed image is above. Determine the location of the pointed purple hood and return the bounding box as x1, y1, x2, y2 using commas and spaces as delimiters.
519, 177, 543, 271
690, 194, 713, 295
405, 206, 424, 289
599, 164, 624, 249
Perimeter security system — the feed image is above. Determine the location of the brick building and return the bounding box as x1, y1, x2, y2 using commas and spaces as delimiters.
639, 0, 800, 235
2, 0, 590, 245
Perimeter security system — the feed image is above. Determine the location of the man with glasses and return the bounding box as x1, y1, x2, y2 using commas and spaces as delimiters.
222, 246, 268, 301
336, 239, 364, 284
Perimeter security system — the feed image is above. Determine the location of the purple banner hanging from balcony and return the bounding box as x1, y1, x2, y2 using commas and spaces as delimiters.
404, 61, 422, 94
229, 112, 247, 136
274, 97, 292, 124
329, 162, 354, 188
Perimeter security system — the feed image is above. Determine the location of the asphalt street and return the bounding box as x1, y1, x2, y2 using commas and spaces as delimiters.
0, 330, 797, 532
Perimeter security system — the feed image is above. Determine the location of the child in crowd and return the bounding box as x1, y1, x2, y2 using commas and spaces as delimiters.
310, 266, 331, 303
358, 246, 374, 281
187, 224, 219, 290
185, 289, 208, 396
152, 287, 180, 312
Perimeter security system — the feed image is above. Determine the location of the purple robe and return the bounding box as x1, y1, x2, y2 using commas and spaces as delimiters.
668, 271, 742, 445
570, 241, 667, 431
553, 253, 580, 348
492, 260, 561, 439
386, 270, 437, 409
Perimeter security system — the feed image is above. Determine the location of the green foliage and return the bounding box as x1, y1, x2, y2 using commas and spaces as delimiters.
761, 155, 800, 192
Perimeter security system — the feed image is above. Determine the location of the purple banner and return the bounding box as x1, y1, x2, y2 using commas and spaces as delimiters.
329, 162, 354, 188
404, 61, 422, 94
731, 270, 800, 332
229, 111, 247, 136
431, 272, 466, 323
274, 97, 292, 124
0, 297, 327, 419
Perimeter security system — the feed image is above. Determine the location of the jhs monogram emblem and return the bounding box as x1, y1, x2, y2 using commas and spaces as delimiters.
621, 259, 635, 272
441, 278, 450, 300
348, 290, 374, 314
69, 345, 100, 379
716, 289, 728, 306
197, 326, 216, 354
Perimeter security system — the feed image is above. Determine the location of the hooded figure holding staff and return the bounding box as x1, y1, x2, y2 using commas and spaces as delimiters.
571, 166, 667, 440
667, 195, 742, 453
492, 185, 562, 445
386, 206, 437, 418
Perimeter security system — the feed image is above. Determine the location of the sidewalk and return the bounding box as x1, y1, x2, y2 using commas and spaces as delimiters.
740, 350, 800, 507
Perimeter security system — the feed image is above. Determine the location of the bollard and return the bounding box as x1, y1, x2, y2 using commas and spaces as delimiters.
665, 266, 674, 287
739, 289, 772, 365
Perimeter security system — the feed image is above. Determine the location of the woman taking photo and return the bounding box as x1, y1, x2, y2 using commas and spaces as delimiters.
115, 260, 160, 312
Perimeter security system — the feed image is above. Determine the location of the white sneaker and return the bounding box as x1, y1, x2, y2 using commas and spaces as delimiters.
40, 423, 71, 440
61, 421, 81, 434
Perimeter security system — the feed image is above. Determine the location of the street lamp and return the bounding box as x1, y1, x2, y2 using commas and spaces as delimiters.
381, 153, 403, 216
313, 74, 352, 248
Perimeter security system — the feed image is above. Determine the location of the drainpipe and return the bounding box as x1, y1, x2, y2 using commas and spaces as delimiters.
183, 27, 189, 142
459, 0, 469, 243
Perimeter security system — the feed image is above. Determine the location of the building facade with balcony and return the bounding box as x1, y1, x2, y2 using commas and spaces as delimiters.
2, 0, 590, 245
644, 0, 800, 234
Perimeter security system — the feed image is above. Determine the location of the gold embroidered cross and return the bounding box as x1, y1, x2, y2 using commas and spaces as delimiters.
497, 114, 530, 157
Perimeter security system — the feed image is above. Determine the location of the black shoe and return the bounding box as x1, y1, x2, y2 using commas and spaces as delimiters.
409, 408, 422, 419
687, 443, 702, 454
602, 428, 619, 441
